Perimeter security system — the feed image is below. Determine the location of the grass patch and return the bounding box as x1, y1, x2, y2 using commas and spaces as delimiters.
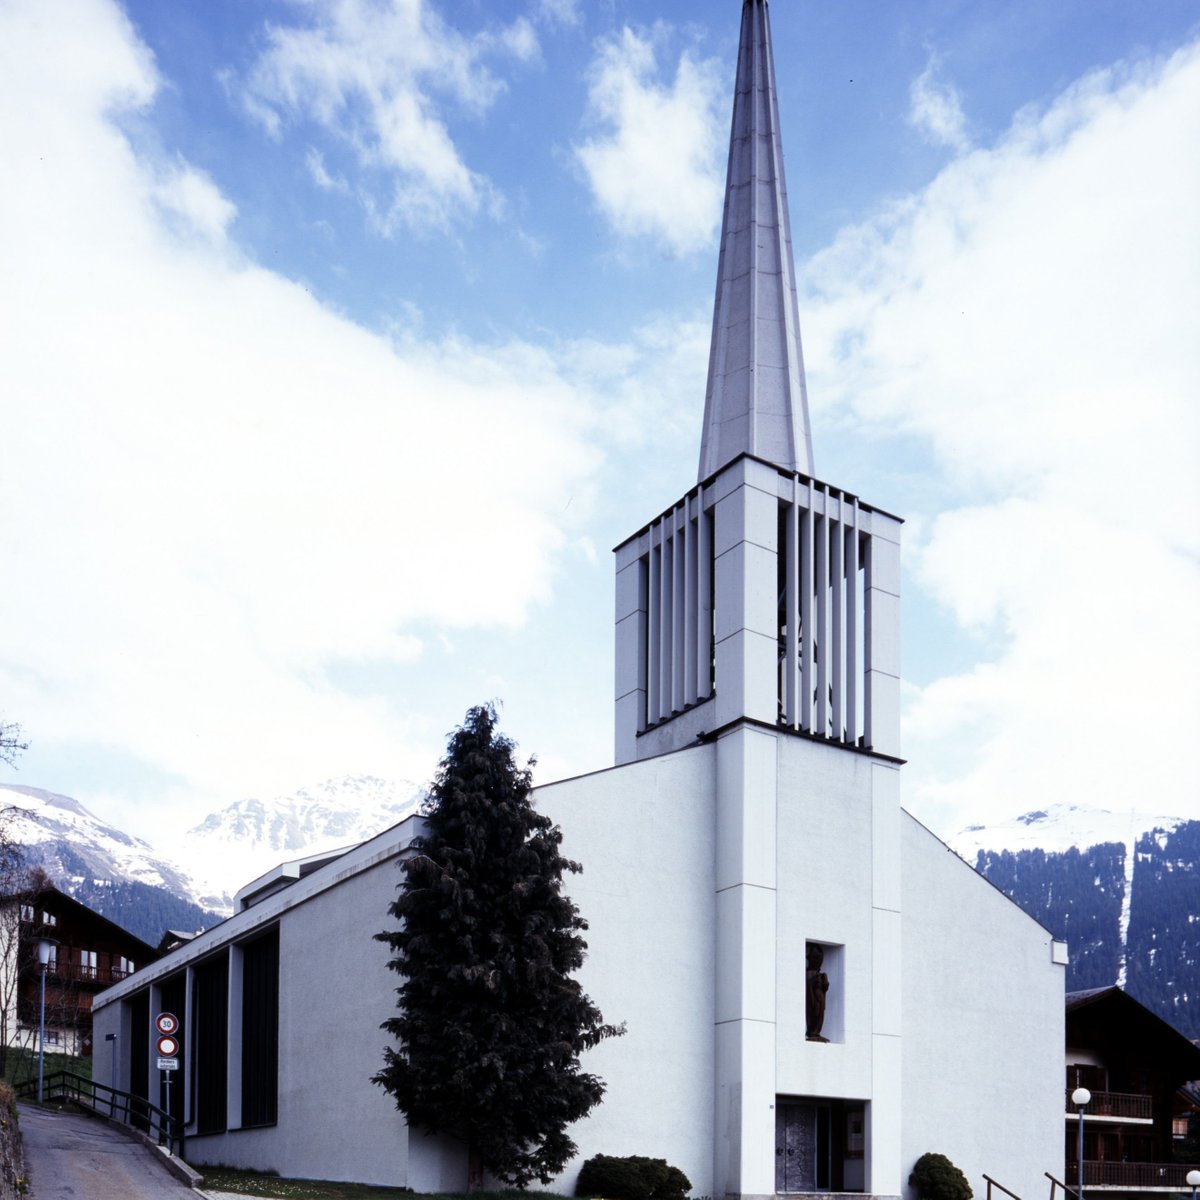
1, 1048, 91, 1090
198, 1171, 569, 1200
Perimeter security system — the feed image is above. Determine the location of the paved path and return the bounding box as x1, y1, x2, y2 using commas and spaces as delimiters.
18, 1103, 197, 1199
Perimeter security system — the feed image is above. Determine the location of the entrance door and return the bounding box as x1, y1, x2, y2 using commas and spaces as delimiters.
776, 1103, 819, 1192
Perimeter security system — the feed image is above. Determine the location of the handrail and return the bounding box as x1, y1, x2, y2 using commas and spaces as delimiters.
983, 1174, 1025, 1200
1046, 1171, 1080, 1200
14, 1071, 185, 1157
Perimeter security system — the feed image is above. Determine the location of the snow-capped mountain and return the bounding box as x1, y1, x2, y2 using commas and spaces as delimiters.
949, 802, 1184, 860
178, 776, 425, 904
950, 803, 1199, 1039
0, 783, 209, 904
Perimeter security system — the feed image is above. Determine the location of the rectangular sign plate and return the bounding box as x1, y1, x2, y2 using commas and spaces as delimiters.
157, 1057, 179, 1071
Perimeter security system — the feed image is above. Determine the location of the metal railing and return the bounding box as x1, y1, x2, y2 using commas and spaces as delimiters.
15, 1071, 184, 1157
1066, 1161, 1193, 1190
984, 1173, 1026, 1200
1063, 1088, 1153, 1121
1046, 1170, 1081, 1200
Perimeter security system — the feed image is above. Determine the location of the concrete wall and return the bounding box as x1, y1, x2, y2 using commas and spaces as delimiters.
539, 745, 717, 1195
900, 813, 1065, 1200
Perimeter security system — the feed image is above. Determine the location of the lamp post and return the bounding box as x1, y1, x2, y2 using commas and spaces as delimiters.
1071, 1086, 1091, 1200
1186, 1168, 1200, 1200
36, 938, 57, 1104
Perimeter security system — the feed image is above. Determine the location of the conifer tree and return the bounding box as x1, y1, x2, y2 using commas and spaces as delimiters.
374, 703, 622, 1187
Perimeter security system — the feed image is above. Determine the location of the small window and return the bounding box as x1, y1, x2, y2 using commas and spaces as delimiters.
19, 904, 33, 922
80, 949, 98, 979
45, 945, 57, 972
42, 911, 58, 927
44, 1030, 60, 1046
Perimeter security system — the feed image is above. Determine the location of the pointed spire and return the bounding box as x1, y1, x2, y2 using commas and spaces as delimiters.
698, 0, 814, 481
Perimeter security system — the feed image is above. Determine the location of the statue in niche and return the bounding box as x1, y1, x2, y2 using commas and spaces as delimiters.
805, 943, 829, 1042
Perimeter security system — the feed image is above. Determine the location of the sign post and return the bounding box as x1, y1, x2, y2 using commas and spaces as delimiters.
154, 1014, 180, 1137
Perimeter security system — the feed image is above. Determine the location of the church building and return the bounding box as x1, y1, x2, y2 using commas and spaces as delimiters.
92, 3, 1067, 1196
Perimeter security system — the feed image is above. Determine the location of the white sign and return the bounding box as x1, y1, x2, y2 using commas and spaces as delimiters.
155, 1012, 179, 1036
157, 1035, 180, 1057
157, 1057, 179, 1071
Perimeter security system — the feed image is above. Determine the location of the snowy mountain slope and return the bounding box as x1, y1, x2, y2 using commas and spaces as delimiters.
955, 806, 1200, 1038
177, 776, 425, 903
0, 783, 214, 905
949, 802, 1184, 860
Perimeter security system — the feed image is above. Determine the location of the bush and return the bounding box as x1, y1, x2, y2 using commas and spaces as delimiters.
909, 1152, 973, 1200
576, 1154, 692, 1200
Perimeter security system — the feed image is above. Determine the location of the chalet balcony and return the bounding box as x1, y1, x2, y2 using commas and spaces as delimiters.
42, 962, 132, 986
1064, 1088, 1153, 1122
1066, 1161, 1193, 1192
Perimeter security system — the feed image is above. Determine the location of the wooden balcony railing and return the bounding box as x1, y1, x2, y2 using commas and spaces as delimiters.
1066, 1161, 1192, 1189
1064, 1089, 1153, 1121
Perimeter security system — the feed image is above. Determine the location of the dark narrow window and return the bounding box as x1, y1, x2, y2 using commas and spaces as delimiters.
192, 953, 228, 1135
128, 990, 149, 1132
240, 927, 279, 1128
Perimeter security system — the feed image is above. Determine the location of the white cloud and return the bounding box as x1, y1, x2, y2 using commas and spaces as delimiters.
908, 56, 970, 152
804, 41, 1200, 835
575, 26, 725, 254
239, 0, 537, 234
0, 0, 601, 803
536, 0, 581, 30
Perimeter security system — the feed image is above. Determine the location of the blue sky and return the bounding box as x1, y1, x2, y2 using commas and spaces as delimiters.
1, 0, 1197, 847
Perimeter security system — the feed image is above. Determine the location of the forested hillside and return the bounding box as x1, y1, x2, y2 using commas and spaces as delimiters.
975, 820, 1200, 1039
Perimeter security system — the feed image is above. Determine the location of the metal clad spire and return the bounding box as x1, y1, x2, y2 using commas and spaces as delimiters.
698, 0, 814, 480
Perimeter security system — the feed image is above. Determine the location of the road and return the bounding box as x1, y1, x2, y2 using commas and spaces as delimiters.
18, 1103, 199, 1199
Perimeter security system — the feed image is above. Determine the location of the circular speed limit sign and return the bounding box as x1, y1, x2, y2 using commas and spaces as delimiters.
155, 1012, 179, 1036
157, 1035, 180, 1058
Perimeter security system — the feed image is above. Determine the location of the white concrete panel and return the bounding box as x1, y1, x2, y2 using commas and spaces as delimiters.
866, 509, 903, 545
615, 558, 644, 622
614, 691, 643, 764
871, 763, 902, 913
866, 670, 901, 758
870, 537, 901, 598
867, 588, 901, 678
872, 909, 902, 1038
614, 611, 645, 701
900, 812, 1064, 1200
614, 530, 648, 572
714, 629, 778, 729
715, 727, 778, 891
632, 695, 717, 761
870, 1032, 903, 1197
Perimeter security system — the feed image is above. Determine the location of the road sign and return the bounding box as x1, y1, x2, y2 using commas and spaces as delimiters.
157, 1057, 179, 1071
157, 1034, 180, 1057
155, 1012, 179, 1036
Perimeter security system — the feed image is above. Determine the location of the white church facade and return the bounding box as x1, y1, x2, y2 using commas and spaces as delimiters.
93, 3, 1067, 1196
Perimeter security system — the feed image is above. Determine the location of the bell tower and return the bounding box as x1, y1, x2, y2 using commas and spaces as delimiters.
611, 4, 903, 1197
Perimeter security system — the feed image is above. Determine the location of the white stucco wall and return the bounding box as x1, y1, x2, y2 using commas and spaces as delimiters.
92, 818, 468, 1189
900, 813, 1064, 1200
539, 744, 718, 1196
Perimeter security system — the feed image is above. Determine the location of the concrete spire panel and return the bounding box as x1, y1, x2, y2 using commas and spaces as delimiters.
698, 0, 815, 481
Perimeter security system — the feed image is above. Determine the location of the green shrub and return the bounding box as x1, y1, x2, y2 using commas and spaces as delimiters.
576, 1154, 692, 1200
909, 1152, 973, 1200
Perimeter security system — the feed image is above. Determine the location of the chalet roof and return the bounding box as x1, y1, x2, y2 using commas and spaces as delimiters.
698, 0, 814, 482
1066, 985, 1200, 1082
8, 885, 158, 960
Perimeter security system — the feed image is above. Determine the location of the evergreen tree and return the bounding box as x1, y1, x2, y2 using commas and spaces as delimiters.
374, 704, 623, 1187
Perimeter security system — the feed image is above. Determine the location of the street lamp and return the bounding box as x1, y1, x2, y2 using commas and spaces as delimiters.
1186, 1168, 1200, 1200
1071, 1086, 1091, 1200
36, 938, 57, 1104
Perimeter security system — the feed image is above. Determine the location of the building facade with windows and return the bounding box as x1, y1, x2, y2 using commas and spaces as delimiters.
1064, 987, 1200, 1198
0, 886, 156, 1060
93, 2, 1068, 1196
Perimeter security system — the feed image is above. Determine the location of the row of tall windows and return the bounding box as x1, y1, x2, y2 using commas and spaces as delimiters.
192, 926, 280, 1134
